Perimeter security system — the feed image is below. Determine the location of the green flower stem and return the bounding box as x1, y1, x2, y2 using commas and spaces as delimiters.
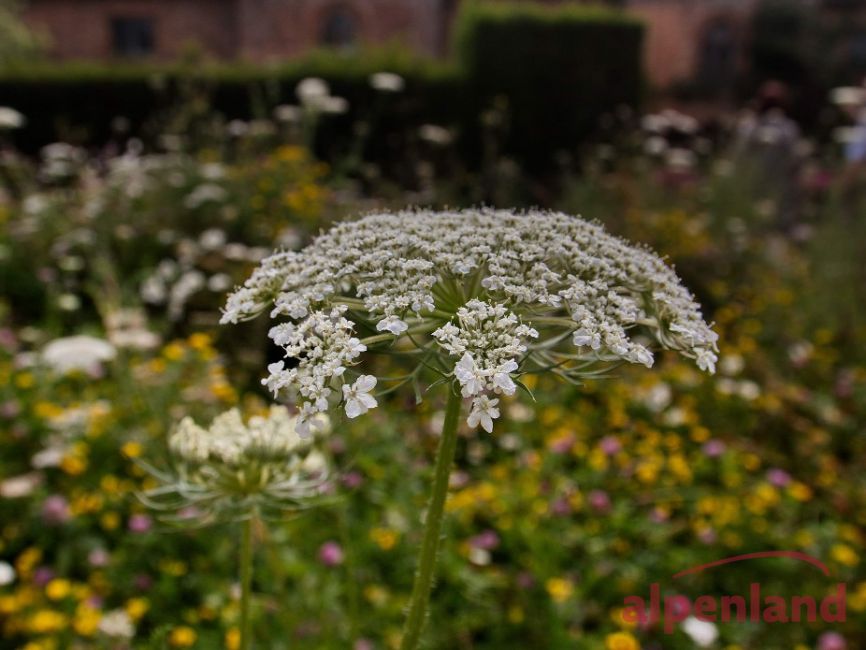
400, 387, 463, 650
239, 516, 254, 650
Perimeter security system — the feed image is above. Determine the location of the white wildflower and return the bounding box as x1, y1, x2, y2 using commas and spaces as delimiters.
57, 293, 81, 312
432, 300, 535, 426
184, 184, 227, 209
168, 270, 206, 321
297, 77, 330, 103
0, 473, 42, 498
32, 446, 65, 469
208, 273, 233, 293
295, 78, 349, 114
318, 96, 349, 114
831, 86, 865, 106
696, 349, 717, 374
0, 107, 25, 130
370, 72, 405, 92
223, 209, 719, 434
453, 353, 485, 397
0, 561, 15, 586
200, 163, 225, 179
199, 228, 227, 250
140, 275, 167, 304
149, 406, 332, 520
98, 610, 135, 639
419, 124, 453, 146
467, 396, 500, 434
42, 335, 116, 374
342, 375, 378, 418
681, 616, 719, 647
227, 120, 248, 137
376, 315, 409, 335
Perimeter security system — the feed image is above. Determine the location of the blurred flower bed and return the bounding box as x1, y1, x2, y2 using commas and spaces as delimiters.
0, 100, 865, 650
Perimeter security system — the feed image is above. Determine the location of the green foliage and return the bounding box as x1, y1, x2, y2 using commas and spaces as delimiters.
0, 49, 467, 159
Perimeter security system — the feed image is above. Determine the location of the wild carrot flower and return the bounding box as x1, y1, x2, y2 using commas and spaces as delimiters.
139, 406, 331, 522
141, 406, 333, 650
223, 208, 719, 649
41, 335, 116, 375
222, 208, 718, 435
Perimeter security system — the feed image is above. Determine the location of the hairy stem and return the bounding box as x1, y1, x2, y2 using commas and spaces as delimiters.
400, 388, 463, 650
239, 516, 254, 650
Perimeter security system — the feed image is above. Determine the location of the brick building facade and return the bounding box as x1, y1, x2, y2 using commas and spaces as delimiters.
630, 0, 756, 89
23, 0, 447, 61
19, 0, 857, 89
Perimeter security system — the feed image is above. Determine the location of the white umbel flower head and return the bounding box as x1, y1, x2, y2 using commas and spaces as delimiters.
222, 209, 719, 433
681, 616, 719, 647
370, 72, 405, 93
0, 107, 25, 130
98, 610, 135, 639
296, 77, 330, 104
0, 561, 15, 586
42, 335, 116, 374
141, 406, 331, 521
296, 77, 349, 114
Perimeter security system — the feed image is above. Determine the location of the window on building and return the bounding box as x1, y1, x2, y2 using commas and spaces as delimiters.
111, 17, 155, 57
319, 6, 358, 49
697, 20, 737, 94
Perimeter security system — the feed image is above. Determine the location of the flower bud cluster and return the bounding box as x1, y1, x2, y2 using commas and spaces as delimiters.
433, 300, 538, 431
143, 407, 331, 520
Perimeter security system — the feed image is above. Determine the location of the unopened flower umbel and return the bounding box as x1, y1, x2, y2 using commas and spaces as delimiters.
140, 406, 330, 521
222, 209, 718, 434
141, 406, 331, 650
222, 208, 719, 649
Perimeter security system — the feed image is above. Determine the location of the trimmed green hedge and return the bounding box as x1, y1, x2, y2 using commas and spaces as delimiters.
0, 4, 644, 170
0, 51, 465, 155
455, 3, 644, 168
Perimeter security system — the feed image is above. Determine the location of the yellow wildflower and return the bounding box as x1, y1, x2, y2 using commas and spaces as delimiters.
163, 341, 186, 361
169, 625, 197, 647
831, 544, 859, 567
100, 512, 121, 531
16, 548, 42, 578
73, 604, 101, 636
45, 578, 72, 601
605, 631, 640, 650
188, 333, 212, 351
788, 482, 813, 502
545, 577, 573, 603
28, 609, 68, 633
15, 372, 35, 389
370, 527, 399, 551
126, 597, 150, 621
121, 441, 143, 458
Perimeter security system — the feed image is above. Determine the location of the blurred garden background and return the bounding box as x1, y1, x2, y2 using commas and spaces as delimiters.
1, 0, 866, 648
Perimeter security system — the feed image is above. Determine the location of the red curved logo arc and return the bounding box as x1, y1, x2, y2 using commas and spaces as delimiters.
673, 551, 830, 579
